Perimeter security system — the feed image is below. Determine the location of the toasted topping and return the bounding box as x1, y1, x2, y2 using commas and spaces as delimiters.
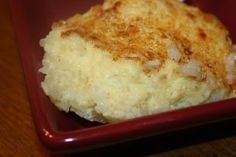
57, 0, 232, 85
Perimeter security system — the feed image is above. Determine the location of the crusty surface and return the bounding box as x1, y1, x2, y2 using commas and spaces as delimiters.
58, 0, 232, 86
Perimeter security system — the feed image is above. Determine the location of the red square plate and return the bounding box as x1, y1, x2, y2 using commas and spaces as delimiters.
9, 0, 236, 153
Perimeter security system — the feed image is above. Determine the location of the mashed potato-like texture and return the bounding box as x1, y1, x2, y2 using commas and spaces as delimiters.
40, 0, 235, 123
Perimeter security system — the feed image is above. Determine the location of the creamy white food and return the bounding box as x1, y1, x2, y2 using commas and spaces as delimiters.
40, 0, 235, 123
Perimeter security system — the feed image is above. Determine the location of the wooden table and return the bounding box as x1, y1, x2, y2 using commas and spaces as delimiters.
0, 0, 235, 156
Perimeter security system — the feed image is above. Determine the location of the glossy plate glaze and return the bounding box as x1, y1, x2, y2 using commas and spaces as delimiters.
9, 0, 236, 153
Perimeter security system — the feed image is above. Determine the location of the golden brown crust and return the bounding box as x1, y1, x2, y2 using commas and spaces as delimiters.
56, 0, 232, 87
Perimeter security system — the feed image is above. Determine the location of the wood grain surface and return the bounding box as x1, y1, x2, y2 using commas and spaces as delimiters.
0, 0, 235, 156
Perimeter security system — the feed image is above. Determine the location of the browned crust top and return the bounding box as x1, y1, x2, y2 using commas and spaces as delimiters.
54, 0, 233, 87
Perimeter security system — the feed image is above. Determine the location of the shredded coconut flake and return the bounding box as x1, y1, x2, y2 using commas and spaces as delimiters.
180, 59, 202, 80
143, 59, 160, 69
128, 53, 139, 58
167, 47, 181, 61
